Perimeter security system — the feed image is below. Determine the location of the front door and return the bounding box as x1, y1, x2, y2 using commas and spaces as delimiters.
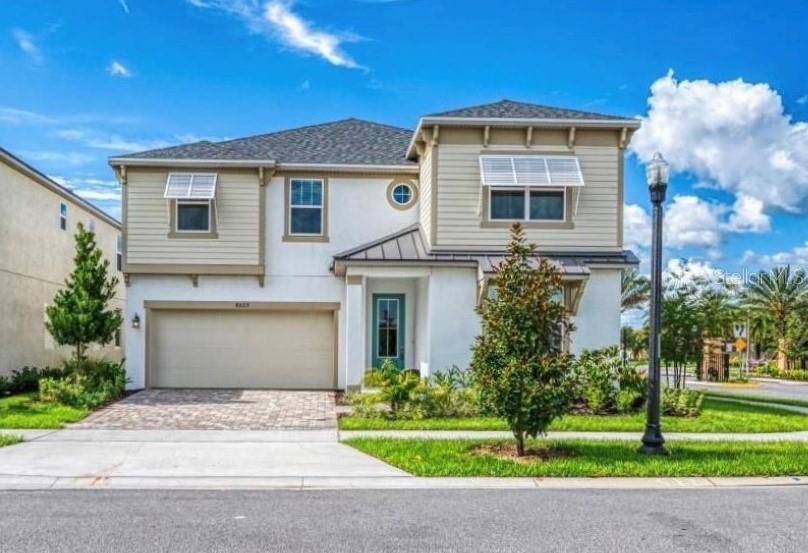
372, 294, 405, 369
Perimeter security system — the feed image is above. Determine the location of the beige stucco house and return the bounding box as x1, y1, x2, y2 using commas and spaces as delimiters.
0, 147, 125, 376
112, 100, 639, 391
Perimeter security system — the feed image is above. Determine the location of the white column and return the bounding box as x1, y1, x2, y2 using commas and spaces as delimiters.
344, 276, 366, 389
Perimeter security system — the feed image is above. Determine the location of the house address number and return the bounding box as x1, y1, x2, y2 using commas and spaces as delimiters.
235, 302, 251, 308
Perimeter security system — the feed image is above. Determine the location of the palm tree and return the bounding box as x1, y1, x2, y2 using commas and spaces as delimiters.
743, 266, 808, 370
621, 269, 651, 312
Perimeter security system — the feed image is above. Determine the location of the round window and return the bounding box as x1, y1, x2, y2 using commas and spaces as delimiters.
391, 183, 413, 205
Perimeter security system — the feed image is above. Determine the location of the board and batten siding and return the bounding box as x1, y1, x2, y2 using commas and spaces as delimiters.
125, 169, 260, 265
418, 144, 434, 244
434, 142, 621, 251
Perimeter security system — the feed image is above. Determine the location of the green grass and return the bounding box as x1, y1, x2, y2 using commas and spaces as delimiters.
339, 398, 808, 433
346, 438, 808, 477
0, 434, 22, 448
0, 393, 88, 429
704, 391, 808, 409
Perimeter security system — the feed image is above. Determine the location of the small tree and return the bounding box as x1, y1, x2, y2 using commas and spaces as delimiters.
46, 223, 123, 370
470, 224, 574, 456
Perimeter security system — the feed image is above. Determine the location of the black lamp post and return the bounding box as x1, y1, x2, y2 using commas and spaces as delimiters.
640, 152, 669, 455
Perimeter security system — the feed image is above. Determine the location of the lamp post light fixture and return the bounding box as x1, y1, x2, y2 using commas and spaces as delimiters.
131, 313, 140, 329
640, 152, 669, 455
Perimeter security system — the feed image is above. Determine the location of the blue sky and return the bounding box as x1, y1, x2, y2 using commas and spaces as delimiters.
2, 0, 807, 278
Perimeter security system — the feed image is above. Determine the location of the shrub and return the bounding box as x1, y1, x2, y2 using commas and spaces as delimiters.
39, 359, 126, 409
5, 366, 69, 395
361, 369, 387, 388
471, 224, 575, 456
573, 346, 646, 414
662, 388, 704, 417
0, 376, 9, 396
616, 388, 645, 414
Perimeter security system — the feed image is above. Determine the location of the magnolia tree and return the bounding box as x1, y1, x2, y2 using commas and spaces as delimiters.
470, 224, 574, 456
46, 223, 122, 370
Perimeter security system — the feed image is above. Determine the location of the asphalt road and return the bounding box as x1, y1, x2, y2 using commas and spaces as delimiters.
1, 488, 807, 552
687, 377, 808, 402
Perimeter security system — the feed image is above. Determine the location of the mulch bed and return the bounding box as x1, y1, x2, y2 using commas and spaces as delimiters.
469, 442, 575, 464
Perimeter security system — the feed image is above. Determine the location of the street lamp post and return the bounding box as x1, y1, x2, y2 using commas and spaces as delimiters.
640, 152, 669, 455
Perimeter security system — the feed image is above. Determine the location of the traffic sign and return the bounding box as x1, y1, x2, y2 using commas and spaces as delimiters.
733, 323, 748, 339
735, 338, 747, 352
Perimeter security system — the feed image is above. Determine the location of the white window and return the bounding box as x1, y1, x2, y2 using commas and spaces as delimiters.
164, 173, 217, 234
116, 235, 123, 272
289, 178, 324, 235
480, 155, 583, 222
59, 202, 67, 230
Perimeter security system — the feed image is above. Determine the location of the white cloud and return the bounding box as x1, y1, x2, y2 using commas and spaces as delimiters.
623, 203, 652, 251
107, 61, 132, 78
54, 128, 171, 152
12, 29, 43, 64
797, 95, 808, 105
631, 71, 808, 214
300, 79, 310, 90
118, 0, 130, 14
624, 194, 771, 255
742, 242, 808, 269
19, 151, 95, 166
187, 0, 364, 69
0, 106, 137, 126
50, 174, 122, 201
0, 107, 54, 125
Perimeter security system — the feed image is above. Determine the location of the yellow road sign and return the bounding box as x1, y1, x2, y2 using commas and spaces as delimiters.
735, 338, 747, 352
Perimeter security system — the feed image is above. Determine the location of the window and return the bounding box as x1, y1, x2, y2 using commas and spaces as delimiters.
164, 173, 217, 236
490, 188, 565, 221
59, 202, 67, 230
393, 184, 411, 205
289, 178, 323, 235
481, 155, 582, 223
116, 235, 123, 272
176, 201, 211, 232
530, 190, 565, 221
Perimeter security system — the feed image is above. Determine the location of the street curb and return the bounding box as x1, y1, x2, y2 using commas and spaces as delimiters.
339, 430, 808, 442
1, 475, 806, 491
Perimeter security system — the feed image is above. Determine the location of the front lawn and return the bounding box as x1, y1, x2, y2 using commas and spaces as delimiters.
346, 438, 808, 477
339, 398, 808, 433
0, 393, 88, 429
0, 434, 22, 448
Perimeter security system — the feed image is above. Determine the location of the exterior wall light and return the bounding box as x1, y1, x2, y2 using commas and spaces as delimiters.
132, 313, 140, 329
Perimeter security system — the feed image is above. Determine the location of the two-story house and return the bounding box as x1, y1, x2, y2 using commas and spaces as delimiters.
110, 100, 639, 391
0, 147, 125, 376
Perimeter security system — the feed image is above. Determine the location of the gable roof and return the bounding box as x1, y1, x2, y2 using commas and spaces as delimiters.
0, 146, 120, 228
114, 118, 415, 167
428, 99, 629, 121
332, 224, 639, 275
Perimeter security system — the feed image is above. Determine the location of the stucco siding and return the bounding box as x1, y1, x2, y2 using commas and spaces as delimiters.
433, 128, 621, 251
0, 161, 124, 375
570, 268, 622, 354
125, 169, 261, 266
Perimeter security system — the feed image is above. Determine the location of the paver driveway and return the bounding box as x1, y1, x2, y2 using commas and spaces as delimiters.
72, 389, 337, 430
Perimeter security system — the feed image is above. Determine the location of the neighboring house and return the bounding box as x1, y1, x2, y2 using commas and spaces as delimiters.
0, 147, 125, 376
110, 100, 639, 391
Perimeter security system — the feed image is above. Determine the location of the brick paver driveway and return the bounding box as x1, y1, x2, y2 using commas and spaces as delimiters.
73, 389, 337, 430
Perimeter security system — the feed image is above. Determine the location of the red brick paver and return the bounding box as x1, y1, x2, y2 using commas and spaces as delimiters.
73, 389, 337, 430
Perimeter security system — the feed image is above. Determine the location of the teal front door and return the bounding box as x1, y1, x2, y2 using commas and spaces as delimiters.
372, 294, 405, 369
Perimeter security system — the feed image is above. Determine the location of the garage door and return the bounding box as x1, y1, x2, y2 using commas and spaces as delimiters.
149, 308, 336, 389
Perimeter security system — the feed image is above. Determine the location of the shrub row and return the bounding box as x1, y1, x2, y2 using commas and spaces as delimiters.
0, 366, 68, 396
349, 348, 705, 421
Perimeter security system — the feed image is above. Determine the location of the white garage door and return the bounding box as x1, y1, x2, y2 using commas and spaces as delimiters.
149, 308, 336, 389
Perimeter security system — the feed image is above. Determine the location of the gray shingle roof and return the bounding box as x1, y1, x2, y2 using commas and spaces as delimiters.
122, 118, 415, 165
333, 224, 639, 274
428, 99, 630, 121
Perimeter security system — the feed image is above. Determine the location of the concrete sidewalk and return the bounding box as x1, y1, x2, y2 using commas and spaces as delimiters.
339, 429, 808, 441
0, 428, 407, 491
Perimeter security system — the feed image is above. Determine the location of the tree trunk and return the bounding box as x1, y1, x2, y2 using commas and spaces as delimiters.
777, 337, 788, 371
514, 432, 525, 457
